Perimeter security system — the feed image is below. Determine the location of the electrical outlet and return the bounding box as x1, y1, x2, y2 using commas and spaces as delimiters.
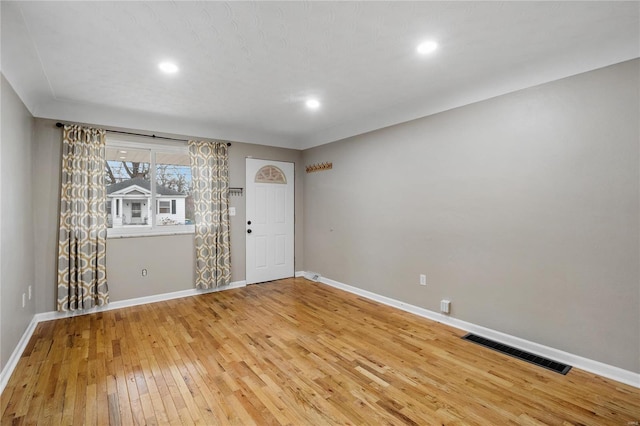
28, 285, 32, 300
22, 293, 26, 308
142, 269, 148, 277
440, 299, 451, 314
419, 274, 426, 286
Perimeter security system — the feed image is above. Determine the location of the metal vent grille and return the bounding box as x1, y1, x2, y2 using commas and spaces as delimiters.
462, 333, 572, 375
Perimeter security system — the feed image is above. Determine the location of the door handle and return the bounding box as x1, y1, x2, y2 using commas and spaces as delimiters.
247, 229, 252, 234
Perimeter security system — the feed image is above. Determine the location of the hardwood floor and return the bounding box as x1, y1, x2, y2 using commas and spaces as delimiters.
2, 277, 639, 425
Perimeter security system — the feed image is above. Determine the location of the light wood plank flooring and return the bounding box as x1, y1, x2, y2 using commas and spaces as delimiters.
2, 278, 639, 425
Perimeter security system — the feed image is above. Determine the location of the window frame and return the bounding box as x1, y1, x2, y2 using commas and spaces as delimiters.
106, 137, 195, 239
158, 200, 171, 214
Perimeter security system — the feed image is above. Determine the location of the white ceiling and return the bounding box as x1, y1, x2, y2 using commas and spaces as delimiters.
2, 1, 638, 150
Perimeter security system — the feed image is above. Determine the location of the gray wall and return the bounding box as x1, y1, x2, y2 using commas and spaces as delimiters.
302, 59, 639, 373
32, 119, 303, 312
32, 119, 62, 314
106, 235, 195, 301
1, 75, 36, 371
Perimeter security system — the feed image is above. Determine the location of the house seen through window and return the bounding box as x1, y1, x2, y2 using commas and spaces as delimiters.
105, 140, 194, 235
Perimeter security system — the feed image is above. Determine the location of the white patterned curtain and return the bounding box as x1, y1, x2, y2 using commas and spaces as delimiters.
57, 125, 109, 311
188, 140, 231, 289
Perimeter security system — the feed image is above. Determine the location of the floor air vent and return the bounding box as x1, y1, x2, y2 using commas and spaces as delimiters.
462, 333, 572, 375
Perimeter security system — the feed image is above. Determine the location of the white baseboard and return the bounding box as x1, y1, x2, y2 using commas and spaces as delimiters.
34, 280, 246, 323
295, 271, 305, 278
303, 272, 640, 389
0, 316, 39, 395
0, 280, 246, 395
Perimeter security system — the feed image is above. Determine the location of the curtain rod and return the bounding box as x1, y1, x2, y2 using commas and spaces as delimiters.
55, 122, 231, 146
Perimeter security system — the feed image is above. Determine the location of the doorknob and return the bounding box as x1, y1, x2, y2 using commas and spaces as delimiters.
247, 229, 252, 234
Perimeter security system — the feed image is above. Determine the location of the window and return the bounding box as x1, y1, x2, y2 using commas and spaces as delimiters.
105, 137, 194, 237
158, 200, 171, 214
255, 165, 287, 184
157, 199, 178, 214
106, 200, 112, 227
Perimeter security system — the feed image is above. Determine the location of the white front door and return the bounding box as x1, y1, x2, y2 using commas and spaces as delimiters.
245, 159, 294, 284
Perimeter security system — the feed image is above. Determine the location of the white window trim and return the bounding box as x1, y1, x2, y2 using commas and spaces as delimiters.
106, 138, 195, 238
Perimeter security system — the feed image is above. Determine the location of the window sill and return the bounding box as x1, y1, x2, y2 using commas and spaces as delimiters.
107, 225, 195, 239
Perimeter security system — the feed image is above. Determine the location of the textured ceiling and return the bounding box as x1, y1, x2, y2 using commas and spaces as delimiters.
2, 1, 638, 149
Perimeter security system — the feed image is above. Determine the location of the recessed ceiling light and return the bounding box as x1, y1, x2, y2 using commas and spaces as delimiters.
158, 62, 179, 74
119, 150, 127, 154
306, 99, 320, 109
119, 156, 126, 159
417, 40, 438, 55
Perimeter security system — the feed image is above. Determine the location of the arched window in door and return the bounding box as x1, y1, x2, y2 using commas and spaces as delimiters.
255, 165, 287, 184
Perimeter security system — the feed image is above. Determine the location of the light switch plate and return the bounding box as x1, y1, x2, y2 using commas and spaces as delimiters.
229, 207, 236, 216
